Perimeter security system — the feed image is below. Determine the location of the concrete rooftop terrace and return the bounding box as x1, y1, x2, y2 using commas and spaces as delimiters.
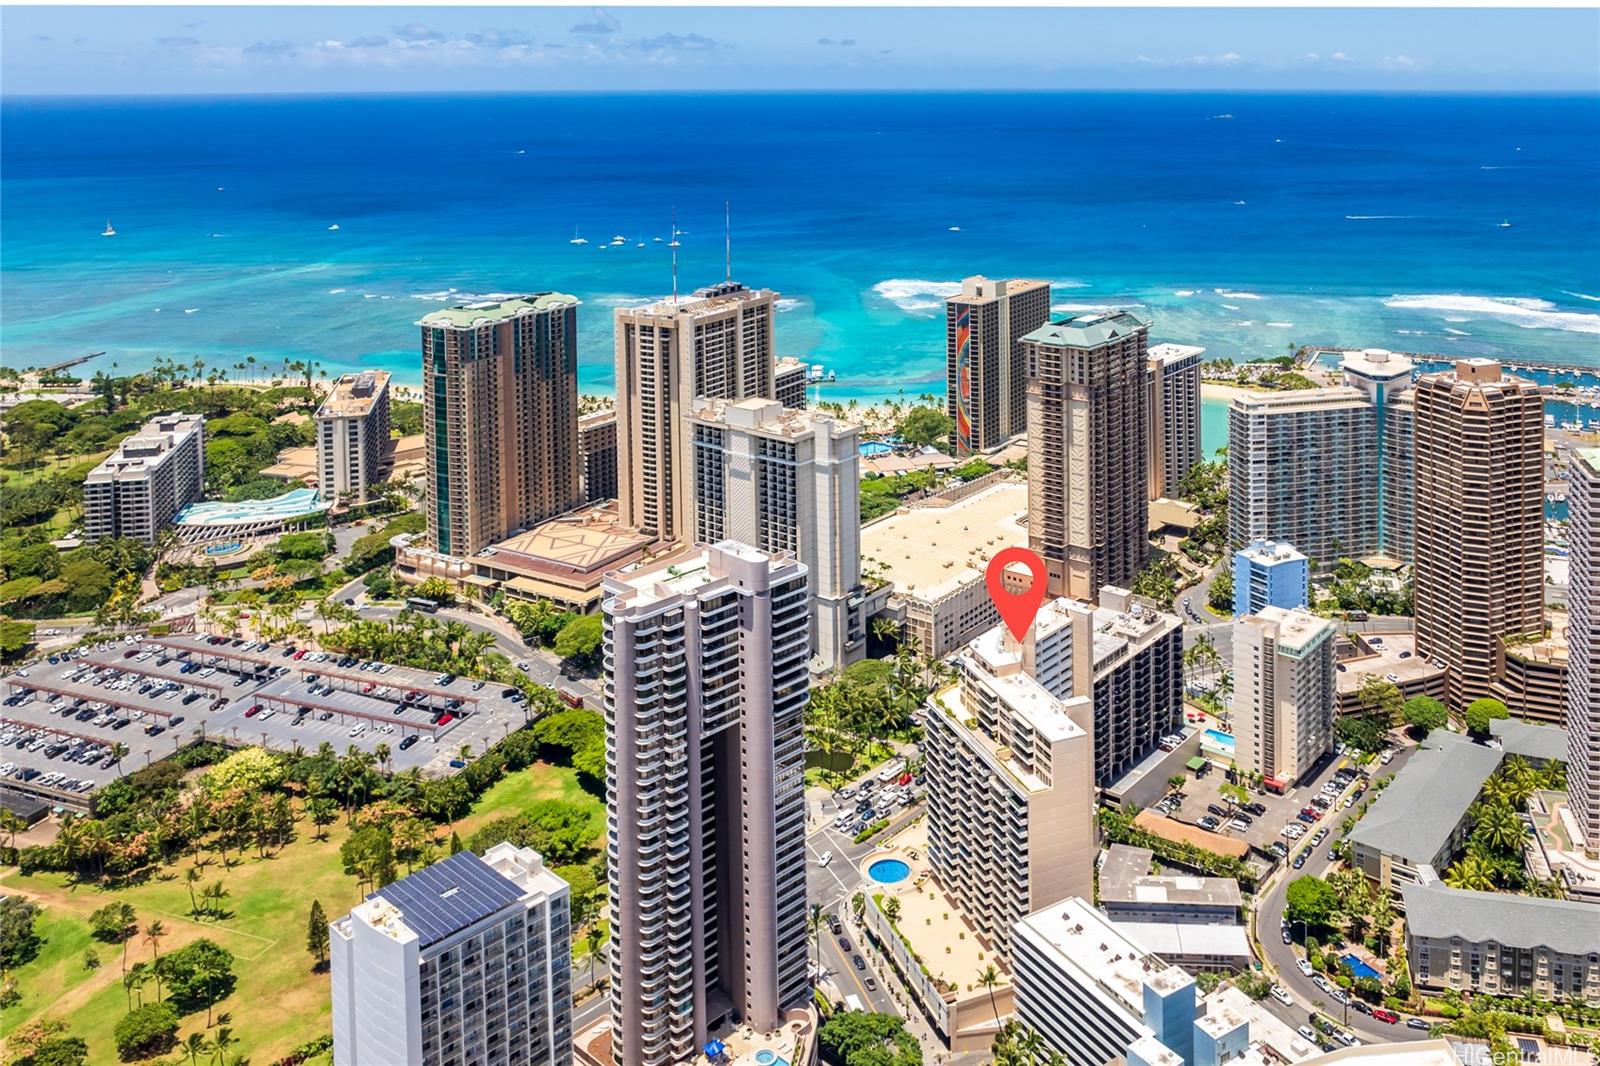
416, 292, 578, 328
860, 480, 1027, 602
316, 370, 390, 419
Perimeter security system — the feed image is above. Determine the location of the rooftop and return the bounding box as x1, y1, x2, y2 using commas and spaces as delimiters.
1229, 385, 1374, 414
1243, 606, 1333, 655
1300, 1041, 1463, 1066
1403, 869, 1600, 956
482, 507, 650, 576
1099, 844, 1243, 910
932, 676, 1089, 794
316, 370, 390, 420
1348, 732, 1502, 863
689, 396, 859, 442
1340, 348, 1416, 383
416, 292, 578, 329
1201, 986, 1320, 1063
617, 281, 774, 321
860, 480, 1028, 603
1335, 632, 1442, 693
1015, 895, 1184, 1018
605, 541, 797, 614
1148, 343, 1207, 366
1237, 540, 1307, 566
1576, 448, 1600, 478
1023, 309, 1151, 349
85, 413, 204, 482
174, 487, 327, 527
1488, 718, 1569, 764
369, 849, 527, 947
948, 276, 1050, 305
1107, 921, 1251, 961
1089, 591, 1180, 672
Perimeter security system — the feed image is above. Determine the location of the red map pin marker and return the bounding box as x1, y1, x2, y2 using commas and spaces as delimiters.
986, 546, 1048, 642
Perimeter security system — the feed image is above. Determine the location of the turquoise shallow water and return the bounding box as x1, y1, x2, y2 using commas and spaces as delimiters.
3, 92, 1597, 402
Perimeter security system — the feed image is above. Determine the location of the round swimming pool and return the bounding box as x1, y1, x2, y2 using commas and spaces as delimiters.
867, 858, 911, 885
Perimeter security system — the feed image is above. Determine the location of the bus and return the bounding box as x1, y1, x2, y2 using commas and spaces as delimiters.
405, 597, 441, 614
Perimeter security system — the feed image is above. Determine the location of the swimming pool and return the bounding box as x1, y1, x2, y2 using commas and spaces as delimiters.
867, 858, 911, 885
202, 541, 243, 556
1203, 728, 1236, 752
859, 441, 894, 457
1341, 953, 1381, 980
753, 1051, 790, 1066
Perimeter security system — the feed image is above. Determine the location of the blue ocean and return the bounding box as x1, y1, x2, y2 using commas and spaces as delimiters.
3, 91, 1598, 423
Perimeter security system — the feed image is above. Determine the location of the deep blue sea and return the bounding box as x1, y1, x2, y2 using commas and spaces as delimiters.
3, 92, 1598, 405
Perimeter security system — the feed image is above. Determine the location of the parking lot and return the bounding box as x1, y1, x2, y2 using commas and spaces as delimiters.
0, 633, 542, 806
1152, 747, 1371, 859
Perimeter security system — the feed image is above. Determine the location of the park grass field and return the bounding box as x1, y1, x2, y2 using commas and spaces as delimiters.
1, 759, 595, 1064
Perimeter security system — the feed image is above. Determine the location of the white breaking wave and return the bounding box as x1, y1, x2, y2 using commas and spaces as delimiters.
775, 298, 801, 313
1233, 320, 1256, 328
183, 308, 199, 314
1563, 291, 1600, 303
872, 278, 962, 314
1214, 288, 1264, 300
1221, 304, 1241, 311
328, 288, 346, 295
1051, 302, 1143, 314
1051, 278, 1091, 290
1174, 290, 1196, 297
1265, 322, 1294, 328
1444, 328, 1472, 336
1383, 294, 1600, 335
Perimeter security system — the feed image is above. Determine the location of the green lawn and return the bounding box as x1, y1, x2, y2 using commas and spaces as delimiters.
1, 760, 599, 1064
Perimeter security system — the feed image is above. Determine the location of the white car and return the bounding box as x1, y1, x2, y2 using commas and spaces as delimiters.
1271, 985, 1294, 1006
816, 851, 834, 867
1381, 751, 1395, 765
349, 724, 365, 737
1298, 958, 1314, 977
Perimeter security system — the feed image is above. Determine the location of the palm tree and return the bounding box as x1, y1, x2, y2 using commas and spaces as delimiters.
374, 742, 392, 773
586, 924, 606, 987
806, 905, 825, 981
1445, 854, 1495, 892
209, 1026, 235, 1066
979, 962, 1002, 1025
1475, 802, 1527, 854
185, 866, 203, 915
200, 956, 227, 1026
882, 896, 901, 924
183, 1032, 208, 1066
0, 809, 23, 850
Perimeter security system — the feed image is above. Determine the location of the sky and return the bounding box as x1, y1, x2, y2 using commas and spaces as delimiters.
2, 6, 1598, 95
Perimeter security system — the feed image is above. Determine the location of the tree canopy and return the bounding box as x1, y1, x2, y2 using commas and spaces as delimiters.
818, 1011, 923, 1066
1285, 874, 1340, 932
1401, 695, 1448, 735
895, 405, 953, 450
1464, 698, 1510, 738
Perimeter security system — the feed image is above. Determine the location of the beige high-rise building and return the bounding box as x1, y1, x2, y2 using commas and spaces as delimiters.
1566, 448, 1600, 857
1146, 344, 1205, 500
1024, 311, 1152, 601
774, 355, 809, 410
947, 276, 1052, 455
316, 370, 391, 505
419, 294, 582, 557
1234, 606, 1336, 786
688, 397, 865, 669
1413, 359, 1545, 710
82, 412, 206, 544
578, 410, 619, 504
602, 543, 810, 1066
923, 603, 1096, 959
615, 281, 776, 544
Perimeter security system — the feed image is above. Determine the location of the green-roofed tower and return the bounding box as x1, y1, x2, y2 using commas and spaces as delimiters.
418, 293, 583, 556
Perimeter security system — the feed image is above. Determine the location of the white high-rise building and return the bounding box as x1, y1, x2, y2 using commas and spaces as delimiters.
1146, 343, 1205, 501
1567, 448, 1600, 857
602, 542, 810, 1066
329, 843, 572, 1066
688, 397, 865, 669
1234, 606, 1336, 785
316, 370, 392, 504
82, 412, 206, 544
923, 602, 1097, 958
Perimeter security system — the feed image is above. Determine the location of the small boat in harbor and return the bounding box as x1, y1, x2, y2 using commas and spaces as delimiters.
327, 223, 340, 231
1499, 220, 1513, 229
569, 227, 588, 245
101, 219, 116, 237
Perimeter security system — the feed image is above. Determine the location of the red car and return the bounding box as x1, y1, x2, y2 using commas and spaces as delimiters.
292, 650, 307, 661
1301, 807, 1323, 821
244, 704, 262, 718
436, 713, 454, 726
1372, 1009, 1400, 1025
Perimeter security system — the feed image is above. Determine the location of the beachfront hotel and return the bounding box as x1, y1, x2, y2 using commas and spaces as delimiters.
774, 355, 810, 410
946, 276, 1052, 454
82, 412, 206, 543
600, 543, 811, 1066
315, 369, 391, 505
614, 281, 777, 545
1412, 358, 1546, 709
1567, 448, 1600, 856
1232, 606, 1336, 786
922, 602, 1097, 958
418, 294, 583, 557
688, 397, 866, 670
1146, 343, 1205, 501
1024, 310, 1152, 601
1226, 349, 1415, 566
329, 843, 572, 1066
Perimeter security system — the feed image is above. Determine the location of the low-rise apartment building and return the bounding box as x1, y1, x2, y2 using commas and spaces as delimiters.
82, 412, 206, 543
1403, 866, 1600, 1003
329, 843, 572, 1066
1098, 844, 1242, 925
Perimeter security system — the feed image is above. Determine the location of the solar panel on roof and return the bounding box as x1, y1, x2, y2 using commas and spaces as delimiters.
372, 851, 524, 946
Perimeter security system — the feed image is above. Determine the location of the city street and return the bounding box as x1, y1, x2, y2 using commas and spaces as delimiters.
1251, 746, 1430, 1046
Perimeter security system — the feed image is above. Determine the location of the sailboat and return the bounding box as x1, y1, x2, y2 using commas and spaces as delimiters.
1498, 219, 1513, 229
327, 223, 341, 231
101, 219, 117, 237
569, 226, 588, 246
